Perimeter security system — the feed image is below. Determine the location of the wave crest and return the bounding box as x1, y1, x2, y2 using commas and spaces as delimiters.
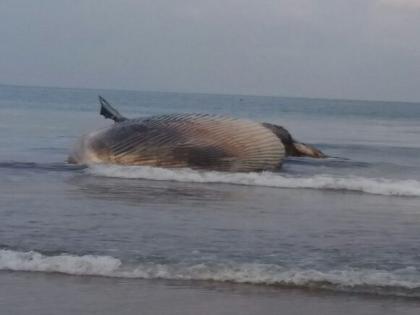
1, 249, 419, 297
87, 165, 420, 197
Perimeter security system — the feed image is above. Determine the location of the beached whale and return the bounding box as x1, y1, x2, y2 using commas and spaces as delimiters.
68, 97, 325, 172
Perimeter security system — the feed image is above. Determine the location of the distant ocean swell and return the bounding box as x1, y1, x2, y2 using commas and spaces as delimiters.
1, 249, 419, 297
88, 165, 420, 197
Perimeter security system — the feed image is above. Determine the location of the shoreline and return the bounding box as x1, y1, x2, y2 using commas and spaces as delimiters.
1, 271, 420, 315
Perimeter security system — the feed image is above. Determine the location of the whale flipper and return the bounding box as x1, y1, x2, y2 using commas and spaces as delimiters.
99, 96, 127, 123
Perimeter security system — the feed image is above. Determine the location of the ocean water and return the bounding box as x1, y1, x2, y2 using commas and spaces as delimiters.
1, 84, 420, 311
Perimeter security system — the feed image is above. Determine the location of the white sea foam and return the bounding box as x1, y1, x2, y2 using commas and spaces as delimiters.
1, 249, 419, 296
87, 165, 420, 197
0, 249, 121, 276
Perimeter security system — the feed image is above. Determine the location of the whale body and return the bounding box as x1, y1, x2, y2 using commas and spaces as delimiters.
68, 97, 325, 172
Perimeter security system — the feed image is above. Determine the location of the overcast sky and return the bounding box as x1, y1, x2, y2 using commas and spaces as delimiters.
1, 0, 420, 101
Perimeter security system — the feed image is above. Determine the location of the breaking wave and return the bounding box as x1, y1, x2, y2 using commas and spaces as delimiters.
1, 249, 419, 297
87, 165, 420, 197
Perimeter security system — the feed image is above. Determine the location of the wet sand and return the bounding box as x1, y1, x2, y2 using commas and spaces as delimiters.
1, 271, 419, 315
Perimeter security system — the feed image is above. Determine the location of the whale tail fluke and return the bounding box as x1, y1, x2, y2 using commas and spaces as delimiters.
99, 96, 127, 123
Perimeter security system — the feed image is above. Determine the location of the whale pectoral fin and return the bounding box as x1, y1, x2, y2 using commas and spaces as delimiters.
98, 96, 128, 123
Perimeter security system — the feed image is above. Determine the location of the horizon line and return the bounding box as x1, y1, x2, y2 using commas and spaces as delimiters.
0, 82, 419, 105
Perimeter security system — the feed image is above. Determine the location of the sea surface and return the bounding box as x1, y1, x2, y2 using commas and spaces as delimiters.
1, 84, 420, 314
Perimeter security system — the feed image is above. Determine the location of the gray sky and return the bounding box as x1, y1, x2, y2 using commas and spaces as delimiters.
1, 0, 420, 101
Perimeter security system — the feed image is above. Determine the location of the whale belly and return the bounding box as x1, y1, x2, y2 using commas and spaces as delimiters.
69, 114, 285, 172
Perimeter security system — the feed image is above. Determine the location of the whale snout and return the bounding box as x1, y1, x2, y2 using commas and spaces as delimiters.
293, 142, 327, 158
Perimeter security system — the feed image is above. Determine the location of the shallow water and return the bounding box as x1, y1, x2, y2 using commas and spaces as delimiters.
1, 85, 420, 303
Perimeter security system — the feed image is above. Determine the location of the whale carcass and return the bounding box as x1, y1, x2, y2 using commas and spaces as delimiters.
68, 97, 325, 172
